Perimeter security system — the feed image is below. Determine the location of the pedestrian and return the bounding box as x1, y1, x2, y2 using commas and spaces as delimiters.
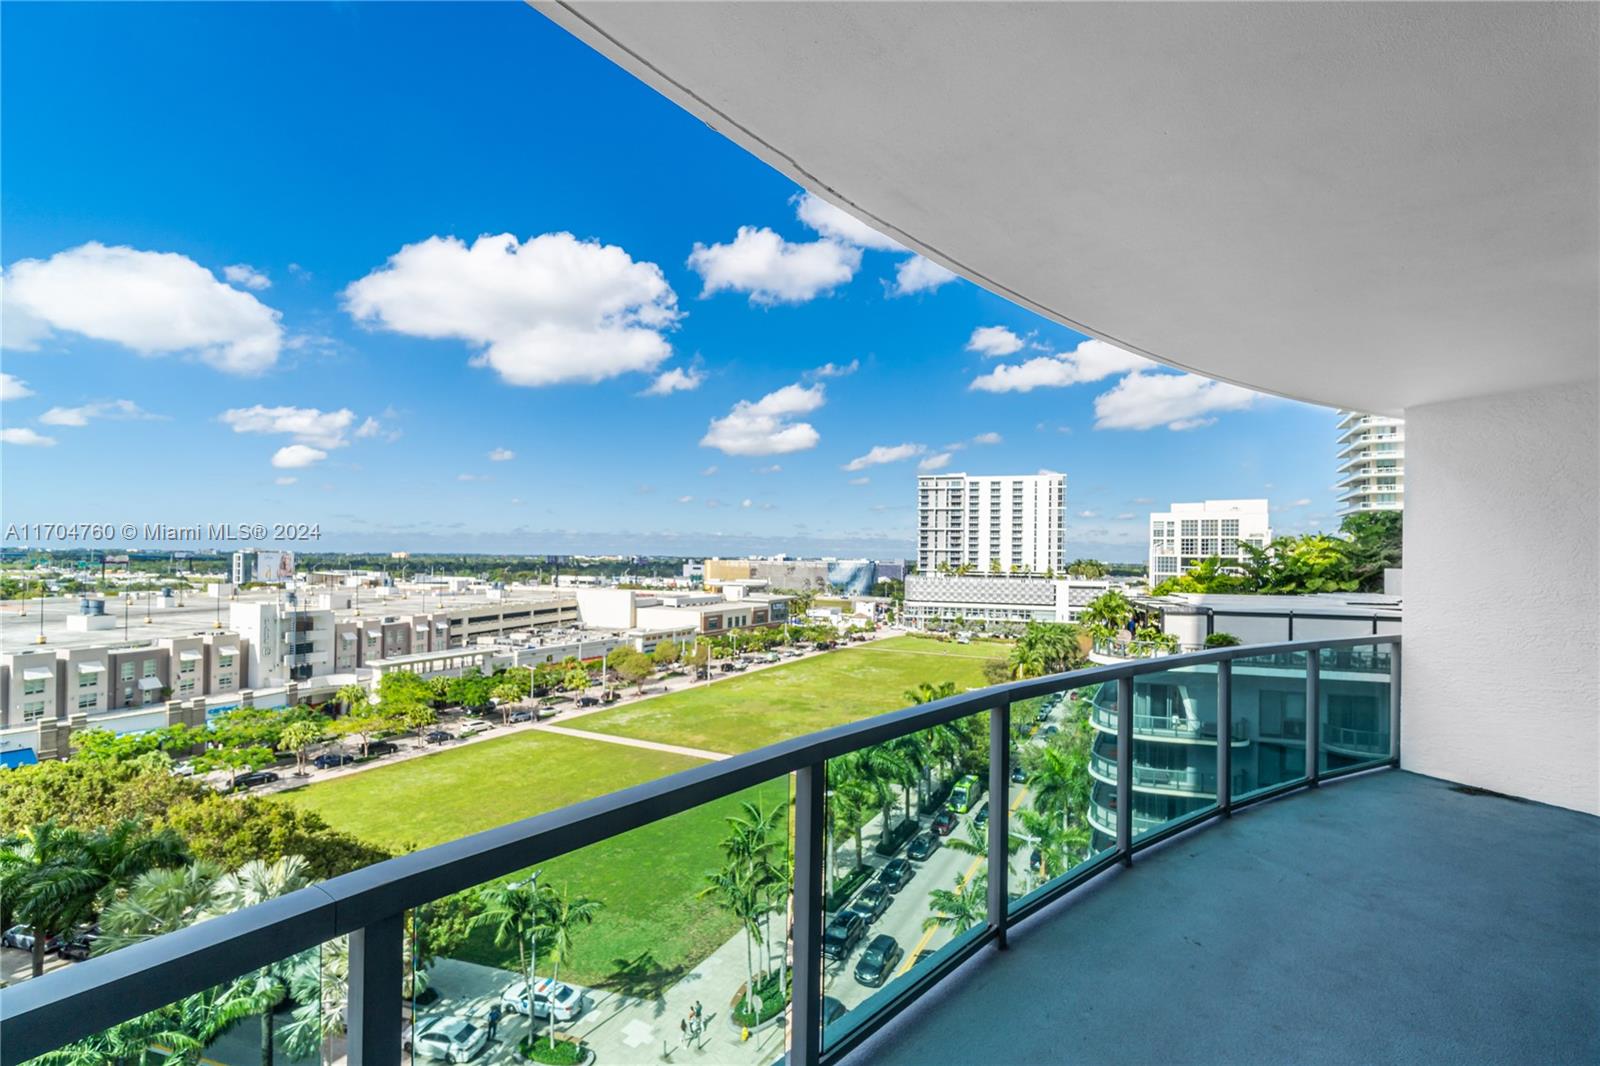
693, 999, 703, 1022
681, 1017, 689, 1044
487, 1002, 501, 1041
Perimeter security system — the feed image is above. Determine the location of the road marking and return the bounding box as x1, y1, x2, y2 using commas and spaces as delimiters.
895, 783, 1031, 976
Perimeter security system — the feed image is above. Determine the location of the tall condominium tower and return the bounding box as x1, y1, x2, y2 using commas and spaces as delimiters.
916, 472, 1067, 574
1336, 411, 1405, 516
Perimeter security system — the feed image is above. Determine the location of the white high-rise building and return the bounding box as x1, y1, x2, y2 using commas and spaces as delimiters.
917, 472, 1067, 575
1148, 500, 1273, 584
1336, 411, 1405, 516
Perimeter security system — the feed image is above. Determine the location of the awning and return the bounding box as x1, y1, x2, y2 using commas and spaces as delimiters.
340, 632, 356, 642
179, 649, 204, 662
22, 668, 53, 681
76, 661, 107, 674
137, 676, 165, 691
0, 748, 39, 770
216, 645, 239, 656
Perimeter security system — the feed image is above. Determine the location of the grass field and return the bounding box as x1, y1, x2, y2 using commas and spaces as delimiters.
274, 634, 1006, 989
575, 635, 1007, 753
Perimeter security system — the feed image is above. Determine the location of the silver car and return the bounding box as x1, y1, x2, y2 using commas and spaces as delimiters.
409, 1015, 488, 1063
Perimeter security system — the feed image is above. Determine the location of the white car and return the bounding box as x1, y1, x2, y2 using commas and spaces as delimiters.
408, 1015, 487, 1063
500, 977, 590, 1022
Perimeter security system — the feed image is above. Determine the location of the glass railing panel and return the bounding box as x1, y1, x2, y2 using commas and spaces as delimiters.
820, 708, 990, 1052
1125, 663, 1221, 839
410, 773, 793, 1066
1231, 649, 1310, 797
1318, 643, 1394, 774
1010, 684, 1114, 911
23, 940, 330, 1065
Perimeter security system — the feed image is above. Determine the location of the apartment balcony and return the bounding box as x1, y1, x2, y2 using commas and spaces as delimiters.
1090, 700, 1250, 744
1089, 749, 1249, 799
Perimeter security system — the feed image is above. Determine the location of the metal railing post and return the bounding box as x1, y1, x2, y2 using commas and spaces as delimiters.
1305, 652, 1321, 787
1389, 641, 1402, 766
988, 702, 1011, 948
347, 912, 403, 1065
1116, 677, 1133, 864
1216, 660, 1233, 816
789, 763, 826, 1066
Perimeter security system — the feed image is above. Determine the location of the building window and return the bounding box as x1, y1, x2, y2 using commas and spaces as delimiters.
217, 674, 234, 690
22, 701, 47, 722
120, 662, 135, 681
141, 659, 157, 678
77, 693, 98, 710
1181, 538, 1198, 555
1222, 519, 1239, 537
22, 678, 45, 696
79, 672, 96, 688
179, 681, 196, 695
219, 655, 234, 668
1181, 520, 1199, 536
179, 661, 196, 675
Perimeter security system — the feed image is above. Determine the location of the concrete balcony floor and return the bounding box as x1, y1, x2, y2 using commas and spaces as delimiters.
840, 771, 1599, 1065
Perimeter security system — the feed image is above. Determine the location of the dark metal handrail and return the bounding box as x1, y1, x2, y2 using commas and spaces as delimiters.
0, 633, 1401, 1066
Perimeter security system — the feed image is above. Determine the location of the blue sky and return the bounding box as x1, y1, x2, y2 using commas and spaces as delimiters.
0, 3, 1341, 561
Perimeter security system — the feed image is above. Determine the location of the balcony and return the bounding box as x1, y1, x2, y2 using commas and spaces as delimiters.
1090, 701, 1249, 743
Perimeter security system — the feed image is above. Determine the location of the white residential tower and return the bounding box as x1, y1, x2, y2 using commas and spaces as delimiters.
1336, 411, 1405, 516
917, 472, 1067, 575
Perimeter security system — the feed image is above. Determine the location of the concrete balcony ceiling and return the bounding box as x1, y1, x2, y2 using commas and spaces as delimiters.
538, 2, 1599, 413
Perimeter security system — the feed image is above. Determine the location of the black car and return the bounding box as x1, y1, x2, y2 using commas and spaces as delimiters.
821, 912, 866, 961
367, 740, 399, 757
876, 858, 913, 893
1029, 847, 1042, 872
823, 997, 848, 1026
425, 730, 454, 744
853, 934, 903, 987
930, 808, 957, 836
1043, 724, 1060, 737
1012, 764, 1028, 784
576, 696, 600, 707
58, 932, 99, 961
851, 883, 890, 922
313, 752, 356, 770
233, 770, 279, 790
907, 831, 940, 861
974, 804, 990, 827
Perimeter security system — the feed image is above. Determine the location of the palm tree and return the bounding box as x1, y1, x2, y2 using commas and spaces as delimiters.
534, 883, 603, 1050
1079, 590, 1135, 644
0, 819, 187, 977
473, 878, 544, 999
945, 819, 1023, 862
491, 681, 522, 724
277, 719, 326, 776
335, 682, 370, 716
96, 861, 222, 952
279, 937, 348, 1063
922, 871, 988, 938
826, 775, 873, 892
700, 862, 763, 1017
1015, 808, 1092, 888
204, 856, 313, 1066
1028, 743, 1088, 820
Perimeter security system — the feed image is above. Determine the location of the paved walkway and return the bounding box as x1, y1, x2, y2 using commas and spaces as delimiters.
534, 724, 728, 762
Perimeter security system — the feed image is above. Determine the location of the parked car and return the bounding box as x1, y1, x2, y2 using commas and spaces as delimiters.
1043, 724, 1060, 737
500, 977, 591, 1022
2, 926, 61, 953
907, 831, 940, 861
821, 911, 867, 961
576, 696, 600, 707
425, 730, 454, 744
911, 948, 937, 968
409, 1015, 488, 1063
823, 996, 848, 1026
949, 773, 985, 813
1012, 764, 1028, 784
849, 882, 890, 923
853, 934, 904, 987
876, 858, 913, 893
169, 760, 196, 777
233, 770, 279, 790
1029, 847, 1042, 872
974, 804, 990, 827
367, 740, 399, 757
930, 808, 958, 836
509, 709, 535, 723
313, 752, 356, 770
57, 932, 99, 961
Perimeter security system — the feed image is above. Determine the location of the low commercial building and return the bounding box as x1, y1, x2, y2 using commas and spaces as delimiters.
902, 572, 1115, 628
1148, 500, 1273, 585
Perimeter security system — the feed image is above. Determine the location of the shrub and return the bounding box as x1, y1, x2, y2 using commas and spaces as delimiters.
1203, 632, 1243, 648
731, 969, 790, 1028
519, 1035, 586, 1065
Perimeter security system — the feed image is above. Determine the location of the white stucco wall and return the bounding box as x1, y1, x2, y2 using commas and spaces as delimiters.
1404, 380, 1598, 814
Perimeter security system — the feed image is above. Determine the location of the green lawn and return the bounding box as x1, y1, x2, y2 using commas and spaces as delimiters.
274, 635, 1004, 990
575, 635, 1007, 754
277, 730, 785, 989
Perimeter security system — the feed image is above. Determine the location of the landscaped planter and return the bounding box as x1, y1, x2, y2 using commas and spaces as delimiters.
519, 1035, 594, 1065
728, 971, 791, 1033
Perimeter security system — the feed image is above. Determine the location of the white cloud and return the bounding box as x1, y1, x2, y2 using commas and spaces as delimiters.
918, 452, 954, 472
701, 383, 825, 456
457, 472, 491, 482
223, 264, 271, 290
354, 417, 384, 439
0, 373, 34, 401
220, 405, 355, 449
643, 366, 704, 395
271, 444, 326, 468
39, 399, 162, 426
741, 498, 753, 509
844, 443, 924, 471
1093, 371, 1258, 431
677, 495, 694, 504
971, 431, 1002, 445
275, 476, 298, 486
1077, 509, 1100, 519
488, 447, 516, 462
701, 465, 719, 476
890, 256, 957, 296
848, 476, 870, 486
1, 427, 55, 447
1115, 512, 1136, 521
966, 326, 1025, 357
756, 464, 782, 474
793, 192, 904, 251
970, 339, 1149, 393
688, 227, 860, 305
344, 232, 680, 386
810, 359, 859, 379
2, 243, 284, 373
